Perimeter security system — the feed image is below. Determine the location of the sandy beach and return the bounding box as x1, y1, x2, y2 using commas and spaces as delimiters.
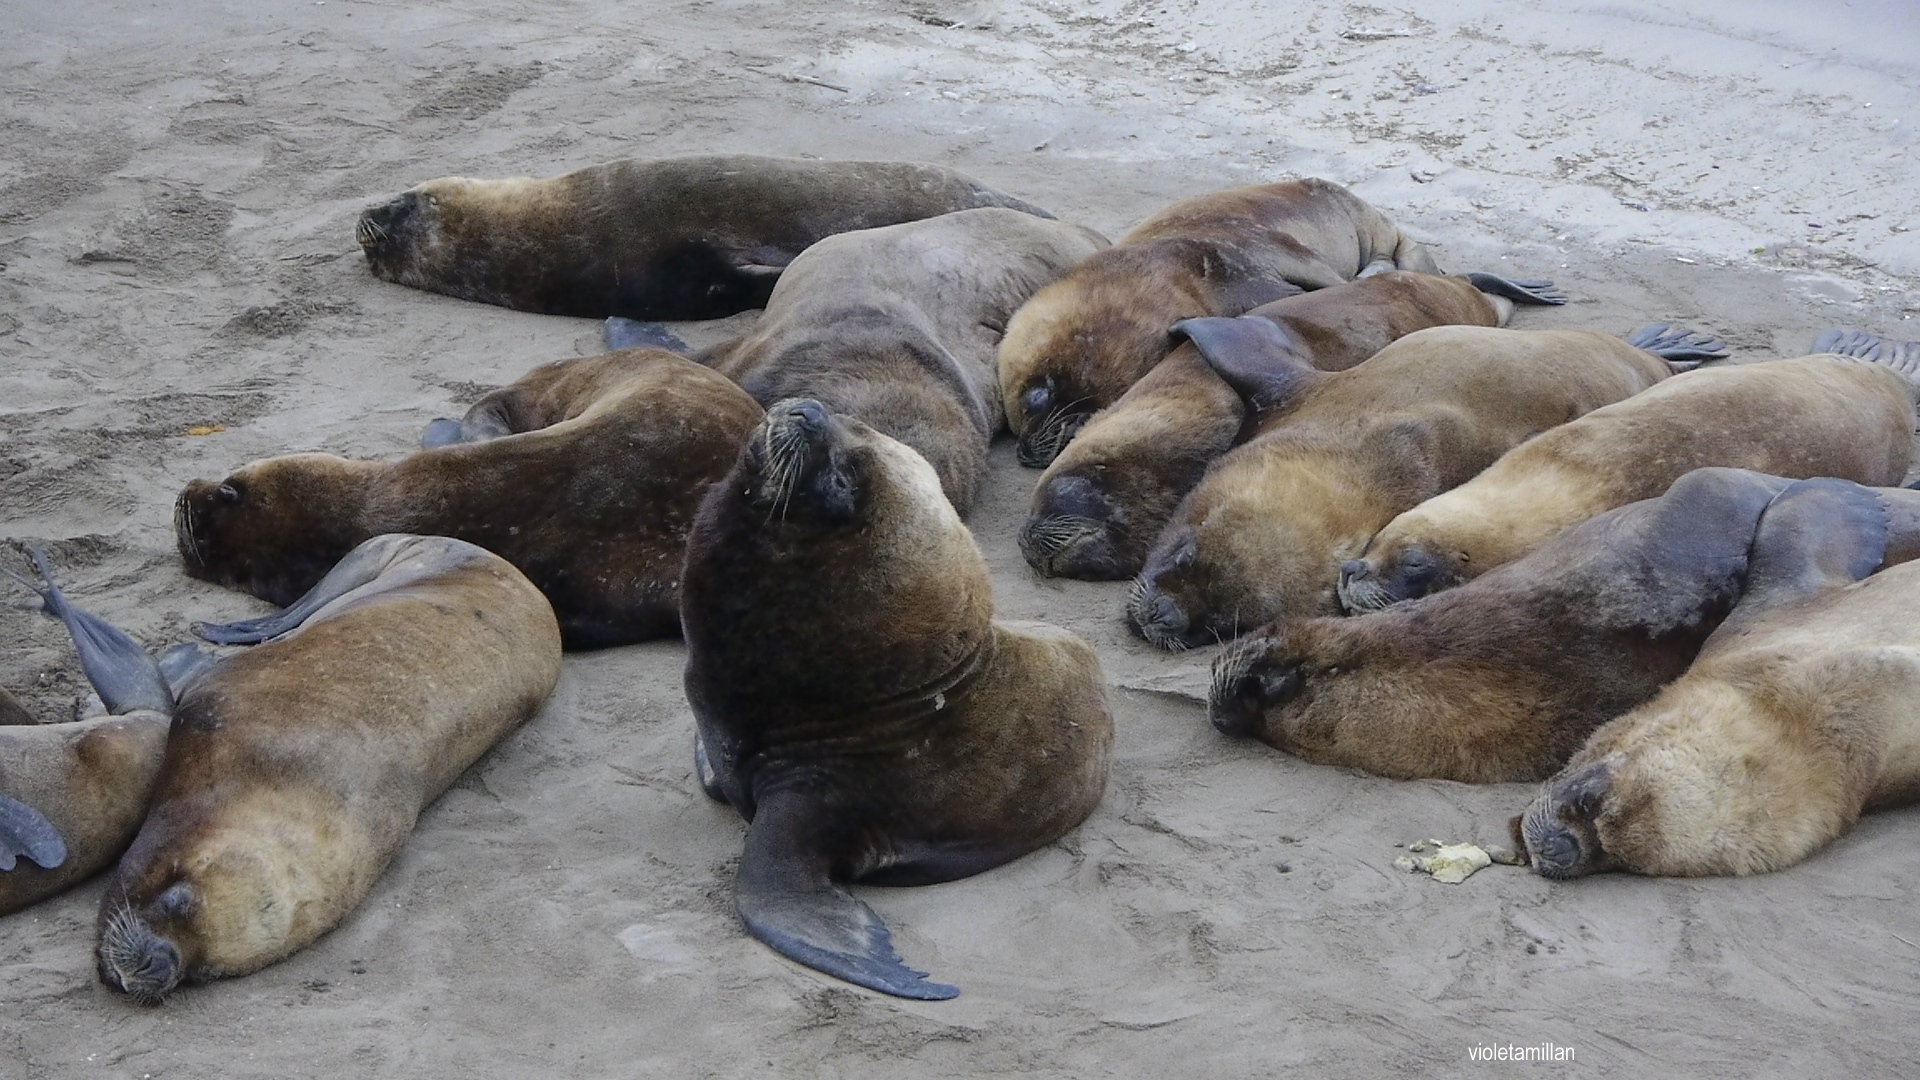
3, 1, 1918, 1076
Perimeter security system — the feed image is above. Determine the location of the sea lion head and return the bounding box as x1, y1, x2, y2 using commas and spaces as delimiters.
1338, 539, 1466, 613
1514, 756, 1624, 880
1205, 619, 1384, 742
1023, 462, 1155, 580
355, 178, 473, 288
175, 455, 373, 606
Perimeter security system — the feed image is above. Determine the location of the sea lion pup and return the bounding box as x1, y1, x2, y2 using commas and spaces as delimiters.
90, 534, 560, 1003
1020, 270, 1571, 579
174, 347, 762, 648
690, 208, 1107, 513
681, 399, 1113, 999
998, 178, 1556, 466
356, 155, 1054, 320
1518, 478, 1920, 877
1126, 323, 1710, 650
1340, 350, 1917, 612
1208, 470, 1920, 783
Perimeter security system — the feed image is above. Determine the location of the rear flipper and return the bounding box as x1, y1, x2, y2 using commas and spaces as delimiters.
420, 395, 517, 449
158, 642, 220, 698
5, 549, 172, 716
1463, 273, 1567, 306
1173, 315, 1318, 414
604, 317, 693, 355
1716, 478, 1888, 638
735, 790, 959, 1000
1815, 329, 1920, 381
194, 538, 402, 644
0, 793, 66, 872
1623, 323, 1730, 371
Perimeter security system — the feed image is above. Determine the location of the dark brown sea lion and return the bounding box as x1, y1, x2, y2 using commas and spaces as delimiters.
1207, 469, 1920, 783
999, 179, 1558, 466
1519, 477, 1920, 877
94, 534, 561, 1002
174, 347, 762, 648
1127, 323, 1694, 650
681, 207, 1105, 513
1340, 351, 1917, 612
356, 155, 1054, 320
680, 399, 1113, 999
1018, 270, 1568, 579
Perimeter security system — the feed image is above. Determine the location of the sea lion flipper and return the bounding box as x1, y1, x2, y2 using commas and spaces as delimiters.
1815, 328, 1920, 380
735, 792, 959, 1001
194, 539, 399, 644
1721, 478, 1889, 634
1462, 273, 1568, 306
603, 317, 693, 356
158, 642, 220, 697
420, 418, 467, 449
8, 550, 173, 716
1173, 315, 1317, 413
1623, 323, 1730, 370
1211, 277, 1306, 316
0, 793, 67, 872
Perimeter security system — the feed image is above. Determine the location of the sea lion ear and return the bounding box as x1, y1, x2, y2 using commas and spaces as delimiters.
1718, 477, 1890, 637
1174, 315, 1315, 413
1209, 277, 1305, 317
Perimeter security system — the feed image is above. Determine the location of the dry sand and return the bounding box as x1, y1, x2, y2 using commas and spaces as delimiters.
4, 1, 1919, 1077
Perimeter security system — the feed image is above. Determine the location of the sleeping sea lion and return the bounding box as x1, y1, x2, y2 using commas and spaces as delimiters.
1518, 477, 1920, 876
174, 347, 762, 648
356, 155, 1053, 320
680, 399, 1113, 999
1339, 349, 1917, 612
93, 534, 560, 1002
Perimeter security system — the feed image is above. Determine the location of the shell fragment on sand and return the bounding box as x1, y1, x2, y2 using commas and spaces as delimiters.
1394, 840, 1497, 884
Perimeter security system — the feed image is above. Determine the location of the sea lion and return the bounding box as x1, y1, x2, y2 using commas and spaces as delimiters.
999, 179, 1556, 466
1019, 270, 1572, 579
174, 347, 762, 648
1207, 469, 1920, 783
684, 208, 1106, 513
1339, 351, 1918, 612
1127, 323, 1700, 650
356, 155, 1054, 320
680, 399, 1113, 999
1518, 478, 1920, 877
94, 534, 561, 1002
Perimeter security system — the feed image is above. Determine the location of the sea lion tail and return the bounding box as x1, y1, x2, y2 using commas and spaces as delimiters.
6, 549, 173, 716
1623, 323, 1730, 371
603, 317, 693, 355
735, 790, 959, 1000
0, 792, 67, 872
1462, 273, 1567, 306
1814, 328, 1920, 386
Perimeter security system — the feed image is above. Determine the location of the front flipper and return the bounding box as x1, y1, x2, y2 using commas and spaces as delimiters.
1623, 323, 1730, 370
1716, 478, 1888, 638
420, 395, 517, 449
1173, 315, 1319, 414
1463, 273, 1567, 306
6, 550, 172, 716
0, 792, 67, 872
736, 790, 959, 1000
604, 317, 693, 355
194, 538, 398, 644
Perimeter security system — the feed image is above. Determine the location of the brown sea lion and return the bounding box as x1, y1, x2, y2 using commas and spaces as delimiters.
1127, 323, 1698, 650
174, 347, 762, 648
681, 399, 1113, 999
999, 179, 1554, 466
1019, 270, 1571, 579
1207, 469, 1920, 783
1518, 477, 1920, 877
679, 208, 1105, 513
90, 534, 560, 1002
1340, 350, 1918, 612
356, 155, 1054, 320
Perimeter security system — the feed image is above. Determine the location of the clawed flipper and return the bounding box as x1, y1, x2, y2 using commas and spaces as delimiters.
0, 793, 66, 872
1463, 272, 1568, 306
1815, 329, 1920, 381
5, 549, 172, 716
604, 317, 693, 355
1623, 323, 1729, 370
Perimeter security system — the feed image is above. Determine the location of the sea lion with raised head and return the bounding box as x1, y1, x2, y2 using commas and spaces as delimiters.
356, 155, 1054, 320
1518, 477, 1920, 877
1340, 350, 1917, 612
1207, 469, 1920, 783
93, 534, 560, 1002
681, 399, 1113, 999
1019, 270, 1573, 579
678, 208, 1106, 513
1127, 323, 1709, 650
174, 347, 762, 648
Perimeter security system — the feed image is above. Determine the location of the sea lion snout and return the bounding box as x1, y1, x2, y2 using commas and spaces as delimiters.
98, 903, 185, 1004
356, 192, 422, 256
749, 398, 861, 520
1520, 759, 1617, 879
1022, 475, 1126, 578
1208, 640, 1301, 737
1015, 380, 1092, 468
1338, 546, 1445, 613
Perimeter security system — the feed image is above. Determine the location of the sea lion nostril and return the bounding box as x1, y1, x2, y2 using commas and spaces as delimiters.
1341, 559, 1370, 582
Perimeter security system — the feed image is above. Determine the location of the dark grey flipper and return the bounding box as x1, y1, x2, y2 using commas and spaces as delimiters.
1623, 323, 1729, 370
420, 418, 468, 449
1815, 329, 1920, 375
735, 790, 959, 1000
1173, 315, 1319, 413
194, 539, 396, 644
693, 734, 729, 804
420, 396, 517, 449
604, 317, 693, 355
1212, 278, 1305, 317
157, 642, 220, 698
1463, 273, 1568, 306
0, 793, 66, 872
1713, 478, 1888, 639
6, 550, 172, 716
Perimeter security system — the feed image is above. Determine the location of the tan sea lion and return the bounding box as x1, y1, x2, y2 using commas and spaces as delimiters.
999, 179, 1549, 466
1127, 323, 1700, 650
681, 399, 1114, 999
1340, 350, 1918, 612
1019, 270, 1573, 579
356, 155, 1055, 320
174, 347, 762, 648
1208, 469, 1920, 783
93, 534, 561, 1002
672, 208, 1106, 513
1519, 477, 1920, 877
